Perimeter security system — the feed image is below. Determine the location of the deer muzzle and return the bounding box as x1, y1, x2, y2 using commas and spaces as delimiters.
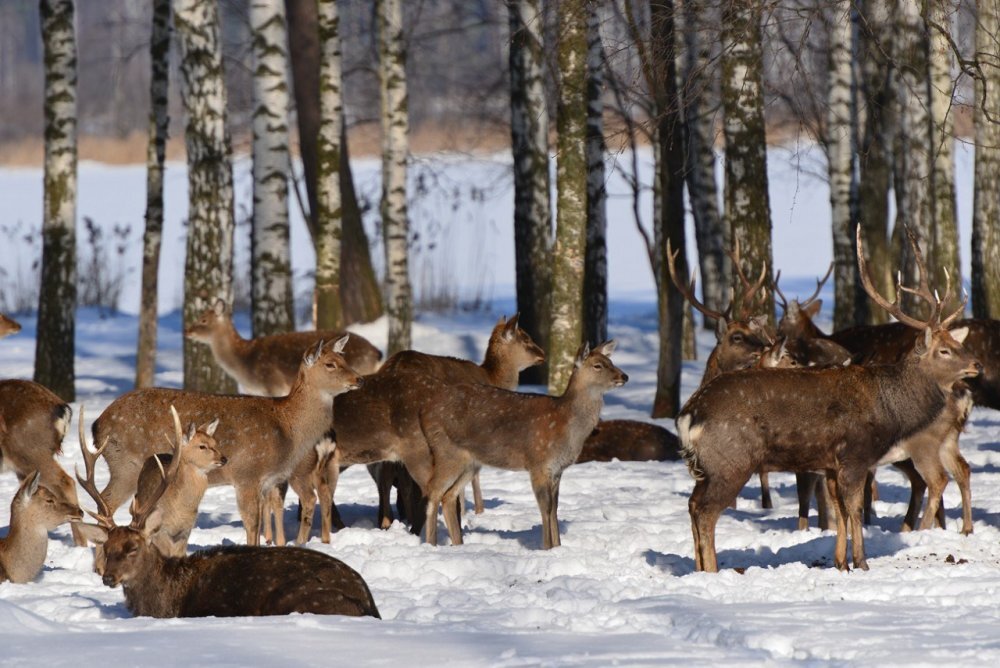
102, 573, 121, 587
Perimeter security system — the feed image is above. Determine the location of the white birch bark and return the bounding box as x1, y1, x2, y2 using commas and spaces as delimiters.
135, 0, 170, 389
378, 0, 412, 356
250, 0, 294, 337
35, 0, 77, 402
314, 0, 345, 330
175, 0, 236, 393
972, 0, 1000, 317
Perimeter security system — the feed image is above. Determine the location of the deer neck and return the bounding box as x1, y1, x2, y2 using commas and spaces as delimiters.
122, 549, 191, 618
701, 349, 722, 387
207, 321, 251, 378
559, 373, 607, 429
0, 509, 49, 583
276, 374, 336, 456
480, 350, 519, 390
873, 362, 947, 444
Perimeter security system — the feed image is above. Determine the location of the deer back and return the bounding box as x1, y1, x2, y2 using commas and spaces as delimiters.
577, 420, 681, 463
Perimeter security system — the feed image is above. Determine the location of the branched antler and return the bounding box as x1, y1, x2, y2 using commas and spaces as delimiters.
76, 406, 114, 528
726, 238, 769, 320
129, 405, 184, 530
666, 239, 727, 322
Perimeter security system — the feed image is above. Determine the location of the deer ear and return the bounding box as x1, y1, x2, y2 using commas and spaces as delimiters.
574, 342, 591, 368
804, 300, 822, 318
203, 418, 220, 437
914, 327, 933, 356
303, 340, 324, 367
213, 299, 226, 316
74, 523, 109, 545
715, 317, 729, 341
141, 508, 164, 540
331, 334, 350, 354
949, 326, 969, 344
502, 313, 520, 341
19, 471, 40, 501
594, 340, 617, 356
185, 422, 197, 442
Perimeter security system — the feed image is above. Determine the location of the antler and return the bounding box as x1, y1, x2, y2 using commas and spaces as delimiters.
856, 225, 948, 330
129, 405, 184, 530
666, 239, 727, 322
801, 263, 833, 308
76, 406, 114, 528
726, 238, 769, 320
939, 267, 969, 329
774, 270, 788, 311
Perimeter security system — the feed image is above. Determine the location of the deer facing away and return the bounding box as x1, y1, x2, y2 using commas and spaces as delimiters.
419, 341, 627, 549
0, 471, 82, 583
91, 337, 362, 546
677, 227, 982, 572
74, 426, 380, 619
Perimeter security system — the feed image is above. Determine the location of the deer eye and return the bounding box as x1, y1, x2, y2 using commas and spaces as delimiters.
199, 445, 207, 450
731, 334, 743, 343
939, 349, 951, 357
325, 362, 338, 370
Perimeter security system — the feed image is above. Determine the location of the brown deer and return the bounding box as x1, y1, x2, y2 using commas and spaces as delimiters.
0, 471, 82, 583
294, 314, 546, 544
91, 337, 362, 546
184, 299, 382, 394
133, 406, 227, 557
0, 313, 21, 339
419, 341, 627, 549
677, 227, 981, 572
773, 268, 854, 367
73, 429, 380, 619
0, 380, 83, 545
576, 420, 680, 464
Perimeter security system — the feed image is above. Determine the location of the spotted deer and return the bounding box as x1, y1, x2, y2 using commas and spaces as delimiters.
0, 380, 83, 545
419, 341, 627, 549
73, 428, 379, 619
0, 313, 21, 339
0, 471, 82, 583
576, 420, 681, 464
677, 227, 982, 572
90, 337, 362, 546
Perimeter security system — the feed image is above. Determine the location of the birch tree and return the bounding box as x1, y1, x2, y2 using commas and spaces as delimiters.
548, 0, 588, 394
250, 0, 294, 337
509, 0, 551, 383
680, 0, 726, 326
583, 4, 607, 347
972, 0, 1000, 318
175, 0, 236, 393
720, 0, 773, 321
826, 2, 859, 330
35, 0, 77, 401
135, 0, 171, 389
314, 0, 344, 329
379, 0, 412, 356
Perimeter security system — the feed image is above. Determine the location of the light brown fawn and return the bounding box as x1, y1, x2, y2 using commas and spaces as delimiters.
0, 380, 83, 545
419, 341, 627, 549
677, 227, 982, 572
133, 406, 227, 557
184, 299, 382, 394
294, 314, 546, 544
0, 313, 21, 339
0, 471, 82, 583
74, 428, 380, 619
90, 337, 362, 546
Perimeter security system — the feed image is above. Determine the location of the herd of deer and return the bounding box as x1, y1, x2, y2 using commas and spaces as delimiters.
0, 225, 995, 619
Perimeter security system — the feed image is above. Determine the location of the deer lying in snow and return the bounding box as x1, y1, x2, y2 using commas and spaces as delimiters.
576, 420, 680, 463
90, 337, 362, 546
185, 299, 382, 394
0, 380, 84, 545
74, 428, 380, 619
133, 407, 227, 557
677, 227, 982, 572
419, 341, 627, 549
0, 471, 82, 583
0, 313, 21, 339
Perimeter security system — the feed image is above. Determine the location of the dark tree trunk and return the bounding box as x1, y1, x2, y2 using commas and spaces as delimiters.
583, 4, 607, 347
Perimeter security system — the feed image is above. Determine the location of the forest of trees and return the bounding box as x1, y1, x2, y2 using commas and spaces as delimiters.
11, 0, 1000, 419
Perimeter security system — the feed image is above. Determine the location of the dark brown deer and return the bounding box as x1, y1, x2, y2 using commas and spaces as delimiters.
677, 227, 982, 572
0, 380, 83, 545
73, 428, 380, 619
0, 471, 82, 583
576, 420, 680, 464
773, 268, 853, 367
419, 341, 627, 549
91, 337, 362, 546
0, 313, 21, 339
185, 299, 382, 394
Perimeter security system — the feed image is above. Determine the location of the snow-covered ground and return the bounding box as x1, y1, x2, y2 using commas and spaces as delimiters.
3, 300, 1000, 666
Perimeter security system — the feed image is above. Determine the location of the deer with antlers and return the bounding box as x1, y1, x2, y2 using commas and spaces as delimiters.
73, 419, 380, 619
678, 227, 981, 572
0, 313, 21, 339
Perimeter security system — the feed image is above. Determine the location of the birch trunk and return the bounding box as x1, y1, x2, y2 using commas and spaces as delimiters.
175, 0, 237, 394
651, 0, 687, 419
972, 0, 1000, 317
508, 0, 552, 383
135, 0, 170, 389
827, 2, 858, 331
927, 1, 961, 296
680, 0, 726, 327
857, 0, 893, 325
583, 5, 607, 347
720, 1, 773, 322
548, 0, 587, 394
314, 0, 344, 329
250, 0, 294, 337
378, 0, 412, 356
894, 1, 934, 318
35, 0, 77, 401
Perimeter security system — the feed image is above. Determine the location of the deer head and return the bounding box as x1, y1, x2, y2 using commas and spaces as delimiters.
774, 264, 832, 341
296, 336, 364, 400
572, 340, 628, 393
173, 407, 226, 472
11, 471, 82, 532
487, 313, 545, 372
183, 299, 230, 343
0, 313, 21, 339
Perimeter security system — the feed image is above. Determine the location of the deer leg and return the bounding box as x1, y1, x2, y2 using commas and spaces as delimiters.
826, 473, 849, 571
440, 473, 471, 546
815, 474, 834, 531
691, 473, 745, 572
911, 452, 948, 531
689, 479, 706, 571
316, 457, 334, 543
368, 463, 395, 530
840, 469, 869, 571
472, 468, 484, 514
322, 453, 346, 537
292, 476, 316, 545
796, 472, 815, 531
235, 485, 263, 547
530, 469, 556, 549
940, 438, 973, 535
759, 470, 772, 509
892, 459, 926, 532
